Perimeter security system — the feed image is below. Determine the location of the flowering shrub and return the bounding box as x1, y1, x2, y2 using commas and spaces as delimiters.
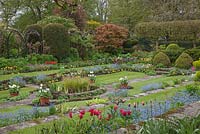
37, 84, 52, 98
8, 84, 20, 94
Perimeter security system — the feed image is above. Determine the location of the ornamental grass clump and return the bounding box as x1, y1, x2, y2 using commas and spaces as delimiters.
62, 77, 90, 93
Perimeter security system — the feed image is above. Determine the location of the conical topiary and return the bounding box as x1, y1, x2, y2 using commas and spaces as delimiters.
175, 52, 193, 69
153, 52, 171, 67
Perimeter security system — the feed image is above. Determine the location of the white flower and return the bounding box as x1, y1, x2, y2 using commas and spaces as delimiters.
40, 84, 43, 87
90, 71, 94, 74
46, 88, 50, 91
44, 90, 47, 93
119, 78, 123, 81
125, 76, 127, 79
39, 86, 42, 89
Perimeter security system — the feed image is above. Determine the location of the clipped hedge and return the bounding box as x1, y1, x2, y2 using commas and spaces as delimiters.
175, 53, 193, 69
135, 20, 200, 42
153, 52, 171, 67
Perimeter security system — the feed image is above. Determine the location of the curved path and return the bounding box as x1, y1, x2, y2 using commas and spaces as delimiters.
0, 84, 38, 109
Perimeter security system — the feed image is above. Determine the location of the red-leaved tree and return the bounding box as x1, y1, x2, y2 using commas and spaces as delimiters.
95, 24, 128, 53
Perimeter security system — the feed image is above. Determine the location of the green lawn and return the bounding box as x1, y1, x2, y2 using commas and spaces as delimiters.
128, 75, 187, 96
0, 64, 113, 81
95, 71, 146, 85
128, 85, 187, 103
0, 87, 35, 102
0, 69, 60, 81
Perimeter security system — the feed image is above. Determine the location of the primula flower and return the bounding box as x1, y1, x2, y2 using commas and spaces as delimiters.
69, 112, 73, 118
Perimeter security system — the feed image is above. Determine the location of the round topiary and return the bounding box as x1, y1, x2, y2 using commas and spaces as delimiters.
153, 52, 171, 67
166, 44, 180, 51
175, 52, 193, 69
165, 44, 184, 63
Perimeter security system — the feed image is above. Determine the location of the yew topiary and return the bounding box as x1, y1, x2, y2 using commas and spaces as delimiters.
153, 52, 171, 67
175, 52, 193, 69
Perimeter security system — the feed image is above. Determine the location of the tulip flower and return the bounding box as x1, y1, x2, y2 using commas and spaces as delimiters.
79, 113, 84, 119
80, 110, 85, 115
141, 101, 145, 106
127, 110, 131, 116
69, 112, 73, 118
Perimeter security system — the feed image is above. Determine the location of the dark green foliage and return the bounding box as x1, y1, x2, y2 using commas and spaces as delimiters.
165, 44, 184, 63
153, 52, 171, 67
26, 54, 57, 64
185, 48, 200, 61
24, 24, 43, 43
43, 23, 70, 61
175, 52, 193, 69
49, 104, 56, 115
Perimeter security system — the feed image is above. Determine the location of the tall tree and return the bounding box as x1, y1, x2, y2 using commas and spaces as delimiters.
108, 0, 149, 31
147, 0, 200, 21
0, 0, 21, 28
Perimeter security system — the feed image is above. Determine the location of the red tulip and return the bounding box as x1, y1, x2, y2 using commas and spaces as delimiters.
127, 110, 131, 116
88, 108, 95, 116
94, 110, 101, 116
80, 110, 85, 115
120, 109, 124, 114
121, 111, 127, 116
79, 113, 84, 119
114, 105, 118, 111
69, 112, 73, 118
